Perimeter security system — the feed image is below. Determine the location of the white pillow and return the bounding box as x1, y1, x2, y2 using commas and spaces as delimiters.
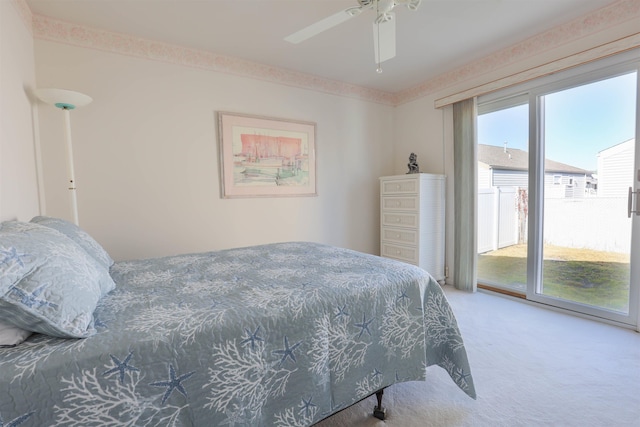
0, 320, 31, 347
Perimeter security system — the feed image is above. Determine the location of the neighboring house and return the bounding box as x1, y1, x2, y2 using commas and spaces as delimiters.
478, 144, 593, 198
596, 138, 635, 198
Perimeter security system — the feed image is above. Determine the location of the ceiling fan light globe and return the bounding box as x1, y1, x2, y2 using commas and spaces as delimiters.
378, 0, 396, 14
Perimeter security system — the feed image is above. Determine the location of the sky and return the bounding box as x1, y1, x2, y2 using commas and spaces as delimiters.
477, 71, 637, 171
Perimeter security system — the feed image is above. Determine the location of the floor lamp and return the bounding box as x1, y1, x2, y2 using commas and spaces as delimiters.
35, 88, 92, 226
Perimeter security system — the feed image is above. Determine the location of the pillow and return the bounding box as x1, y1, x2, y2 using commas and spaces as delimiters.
31, 216, 115, 297
30, 216, 114, 269
0, 221, 116, 338
0, 320, 31, 347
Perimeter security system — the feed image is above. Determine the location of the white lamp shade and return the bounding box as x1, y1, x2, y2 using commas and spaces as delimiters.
35, 88, 92, 109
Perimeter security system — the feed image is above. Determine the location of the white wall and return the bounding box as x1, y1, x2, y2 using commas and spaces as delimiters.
0, 1, 39, 222
34, 41, 395, 261
393, 93, 456, 284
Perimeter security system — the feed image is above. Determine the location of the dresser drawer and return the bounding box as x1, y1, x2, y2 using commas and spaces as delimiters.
380, 174, 446, 280
382, 196, 418, 211
381, 227, 418, 245
381, 212, 419, 228
381, 243, 418, 264
381, 178, 419, 195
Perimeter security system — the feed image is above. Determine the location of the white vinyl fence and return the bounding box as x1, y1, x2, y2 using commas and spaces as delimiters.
544, 196, 630, 253
478, 187, 518, 253
478, 187, 630, 254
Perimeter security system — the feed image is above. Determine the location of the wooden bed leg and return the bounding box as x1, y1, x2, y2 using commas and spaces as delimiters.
373, 388, 386, 420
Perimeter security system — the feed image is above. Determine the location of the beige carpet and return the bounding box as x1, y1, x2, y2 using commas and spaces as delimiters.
315, 287, 640, 426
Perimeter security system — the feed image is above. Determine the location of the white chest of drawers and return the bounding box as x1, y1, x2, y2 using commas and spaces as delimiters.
379, 173, 445, 281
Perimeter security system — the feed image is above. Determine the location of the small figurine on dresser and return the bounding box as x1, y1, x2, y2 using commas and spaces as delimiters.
407, 152, 420, 174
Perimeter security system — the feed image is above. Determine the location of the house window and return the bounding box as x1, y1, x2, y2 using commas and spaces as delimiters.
553, 175, 562, 185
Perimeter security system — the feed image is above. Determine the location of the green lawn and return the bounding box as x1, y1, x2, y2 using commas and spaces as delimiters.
477, 244, 630, 313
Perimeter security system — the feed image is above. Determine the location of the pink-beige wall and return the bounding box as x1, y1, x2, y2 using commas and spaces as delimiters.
0, 0, 40, 222
34, 41, 395, 260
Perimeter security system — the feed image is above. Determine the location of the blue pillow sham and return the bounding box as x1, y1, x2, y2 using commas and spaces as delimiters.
31, 216, 114, 270
0, 221, 116, 338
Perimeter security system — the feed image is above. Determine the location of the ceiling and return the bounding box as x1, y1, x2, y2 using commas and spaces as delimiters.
25, 0, 617, 93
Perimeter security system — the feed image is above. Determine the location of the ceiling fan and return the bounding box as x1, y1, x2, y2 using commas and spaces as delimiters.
284, 0, 422, 72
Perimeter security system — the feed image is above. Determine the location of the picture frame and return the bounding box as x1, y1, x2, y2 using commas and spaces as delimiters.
217, 112, 317, 198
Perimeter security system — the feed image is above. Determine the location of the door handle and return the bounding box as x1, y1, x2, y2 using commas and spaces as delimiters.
629, 187, 640, 218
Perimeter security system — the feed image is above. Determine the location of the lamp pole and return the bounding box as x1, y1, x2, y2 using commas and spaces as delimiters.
61, 105, 79, 225
35, 88, 92, 226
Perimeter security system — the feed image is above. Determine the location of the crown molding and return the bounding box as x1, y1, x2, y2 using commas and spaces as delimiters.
22, 0, 640, 107
395, 0, 640, 105
31, 14, 396, 106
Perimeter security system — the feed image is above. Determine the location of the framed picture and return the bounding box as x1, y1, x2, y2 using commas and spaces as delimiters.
218, 112, 317, 198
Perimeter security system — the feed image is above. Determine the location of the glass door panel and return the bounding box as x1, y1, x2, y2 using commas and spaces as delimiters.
537, 72, 637, 319
477, 102, 529, 294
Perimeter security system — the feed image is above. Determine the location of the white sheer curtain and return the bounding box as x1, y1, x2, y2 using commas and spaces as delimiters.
453, 98, 478, 292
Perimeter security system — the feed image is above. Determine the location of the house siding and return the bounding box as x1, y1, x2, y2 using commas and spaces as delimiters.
490, 169, 587, 198
597, 139, 634, 198
493, 169, 529, 188
478, 163, 492, 189
544, 173, 587, 199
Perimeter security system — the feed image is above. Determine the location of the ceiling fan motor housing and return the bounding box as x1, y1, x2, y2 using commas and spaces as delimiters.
358, 0, 374, 6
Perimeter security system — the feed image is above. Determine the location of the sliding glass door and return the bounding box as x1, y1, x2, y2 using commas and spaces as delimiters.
528, 70, 639, 325
477, 54, 640, 327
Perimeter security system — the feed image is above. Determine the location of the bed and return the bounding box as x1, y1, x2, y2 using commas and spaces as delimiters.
0, 218, 475, 426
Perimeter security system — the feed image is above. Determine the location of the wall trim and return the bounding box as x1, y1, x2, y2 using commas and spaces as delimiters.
24, 0, 640, 107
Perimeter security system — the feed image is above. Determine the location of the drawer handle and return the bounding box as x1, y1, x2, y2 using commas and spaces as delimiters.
396, 250, 401, 254
395, 201, 401, 207
396, 234, 401, 238
396, 218, 401, 222
396, 185, 401, 190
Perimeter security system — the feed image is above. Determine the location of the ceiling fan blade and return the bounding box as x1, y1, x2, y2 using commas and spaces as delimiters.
373, 12, 396, 63
284, 7, 361, 44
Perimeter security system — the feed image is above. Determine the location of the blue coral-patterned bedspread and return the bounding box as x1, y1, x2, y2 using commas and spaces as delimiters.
0, 242, 475, 426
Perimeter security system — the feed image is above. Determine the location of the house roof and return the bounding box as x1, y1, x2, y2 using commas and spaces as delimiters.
597, 138, 634, 156
478, 144, 590, 174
